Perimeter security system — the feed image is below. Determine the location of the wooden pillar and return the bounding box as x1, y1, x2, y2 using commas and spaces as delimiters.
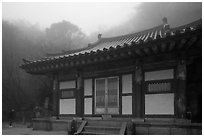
76, 71, 83, 117
134, 60, 143, 118
176, 59, 187, 119
52, 75, 59, 119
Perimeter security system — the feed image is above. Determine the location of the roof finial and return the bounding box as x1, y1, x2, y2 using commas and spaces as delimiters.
98, 34, 102, 40
162, 17, 170, 32
162, 17, 168, 25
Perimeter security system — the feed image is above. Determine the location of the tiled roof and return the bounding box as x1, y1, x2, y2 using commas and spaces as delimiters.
45, 19, 201, 59
45, 25, 165, 58
20, 18, 202, 73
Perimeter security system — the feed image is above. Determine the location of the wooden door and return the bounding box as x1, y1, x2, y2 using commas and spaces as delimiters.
95, 77, 119, 114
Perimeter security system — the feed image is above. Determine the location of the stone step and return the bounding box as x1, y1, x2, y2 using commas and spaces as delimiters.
84, 126, 120, 134
80, 131, 116, 135
87, 120, 122, 127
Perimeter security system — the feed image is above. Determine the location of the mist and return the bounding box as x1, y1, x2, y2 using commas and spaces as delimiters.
2, 2, 202, 122
96, 2, 202, 37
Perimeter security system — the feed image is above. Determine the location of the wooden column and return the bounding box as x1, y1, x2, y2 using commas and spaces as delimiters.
52, 75, 59, 119
134, 60, 143, 118
76, 71, 83, 117
176, 59, 187, 119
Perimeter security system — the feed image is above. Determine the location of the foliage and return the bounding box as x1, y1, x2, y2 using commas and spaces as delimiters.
45, 20, 88, 53
2, 20, 88, 121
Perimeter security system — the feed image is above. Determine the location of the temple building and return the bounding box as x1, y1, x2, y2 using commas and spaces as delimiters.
20, 18, 202, 135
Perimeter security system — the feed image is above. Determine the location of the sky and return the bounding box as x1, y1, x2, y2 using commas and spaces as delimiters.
2, 2, 202, 37
2, 2, 140, 35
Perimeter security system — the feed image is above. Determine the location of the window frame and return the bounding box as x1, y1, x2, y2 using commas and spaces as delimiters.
144, 68, 176, 116
58, 79, 77, 115
60, 88, 77, 99
144, 79, 175, 94
94, 76, 120, 114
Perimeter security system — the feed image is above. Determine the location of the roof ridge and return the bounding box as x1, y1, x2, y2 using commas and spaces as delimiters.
46, 39, 101, 57
45, 18, 202, 58
46, 47, 87, 57
99, 24, 163, 42
171, 18, 202, 31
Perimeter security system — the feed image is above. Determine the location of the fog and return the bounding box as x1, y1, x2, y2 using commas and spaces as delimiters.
2, 2, 202, 121
100, 2, 202, 37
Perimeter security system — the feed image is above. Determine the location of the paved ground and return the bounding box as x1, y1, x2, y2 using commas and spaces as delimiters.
2, 122, 67, 135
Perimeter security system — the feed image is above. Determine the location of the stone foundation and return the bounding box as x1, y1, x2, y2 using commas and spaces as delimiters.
32, 117, 202, 135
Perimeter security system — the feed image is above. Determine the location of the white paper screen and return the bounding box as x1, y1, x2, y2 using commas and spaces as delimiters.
145, 69, 174, 81
59, 99, 75, 114
84, 98, 92, 114
122, 96, 132, 114
59, 80, 76, 89
145, 93, 174, 115
122, 74, 132, 93
84, 79, 92, 96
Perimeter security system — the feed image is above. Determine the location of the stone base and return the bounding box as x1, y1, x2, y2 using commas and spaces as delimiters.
32, 117, 202, 135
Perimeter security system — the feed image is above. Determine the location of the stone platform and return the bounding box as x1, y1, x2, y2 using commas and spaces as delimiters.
32, 117, 202, 135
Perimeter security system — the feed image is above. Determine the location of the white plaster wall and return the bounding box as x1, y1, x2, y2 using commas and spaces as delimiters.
84, 98, 92, 114
84, 79, 92, 96
145, 69, 174, 81
122, 96, 132, 114
122, 74, 132, 93
59, 80, 76, 89
59, 99, 75, 114
145, 93, 174, 115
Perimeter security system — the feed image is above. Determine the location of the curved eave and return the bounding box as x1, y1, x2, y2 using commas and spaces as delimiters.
20, 26, 202, 75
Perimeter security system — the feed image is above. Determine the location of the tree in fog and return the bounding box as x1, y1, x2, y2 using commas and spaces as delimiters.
45, 20, 88, 53
2, 20, 51, 121
2, 19, 89, 121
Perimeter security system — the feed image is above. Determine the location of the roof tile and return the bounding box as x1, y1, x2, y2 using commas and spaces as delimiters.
21, 19, 202, 70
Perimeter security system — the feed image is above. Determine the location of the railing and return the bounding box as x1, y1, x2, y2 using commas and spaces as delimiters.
119, 122, 127, 135
74, 121, 87, 135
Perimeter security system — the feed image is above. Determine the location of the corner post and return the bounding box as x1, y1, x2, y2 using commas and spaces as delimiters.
76, 71, 83, 117
52, 74, 59, 119
176, 58, 187, 119
134, 60, 143, 118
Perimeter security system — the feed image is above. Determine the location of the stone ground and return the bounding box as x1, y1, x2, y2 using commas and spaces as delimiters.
2, 122, 67, 135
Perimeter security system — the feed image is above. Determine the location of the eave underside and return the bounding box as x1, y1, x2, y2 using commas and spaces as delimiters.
21, 29, 201, 75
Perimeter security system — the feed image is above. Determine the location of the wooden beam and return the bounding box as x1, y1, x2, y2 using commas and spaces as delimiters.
99, 56, 105, 61
185, 36, 197, 50
81, 60, 86, 65
136, 48, 146, 56
94, 57, 98, 62
177, 38, 187, 49
127, 51, 132, 56
134, 49, 142, 56
76, 61, 80, 65
135, 61, 143, 117
75, 121, 87, 135
120, 52, 125, 57
139, 47, 147, 56
51, 65, 54, 69
157, 43, 162, 53
143, 47, 150, 55
161, 43, 167, 53
87, 59, 92, 64
119, 122, 127, 135
106, 55, 111, 60
168, 41, 176, 51
65, 62, 69, 66
70, 62, 74, 66
113, 53, 118, 58
152, 45, 159, 54
60, 63, 64, 67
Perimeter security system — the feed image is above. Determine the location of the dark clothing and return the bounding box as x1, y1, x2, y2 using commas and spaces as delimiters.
70, 120, 77, 134
9, 111, 15, 120
9, 110, 15, 126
